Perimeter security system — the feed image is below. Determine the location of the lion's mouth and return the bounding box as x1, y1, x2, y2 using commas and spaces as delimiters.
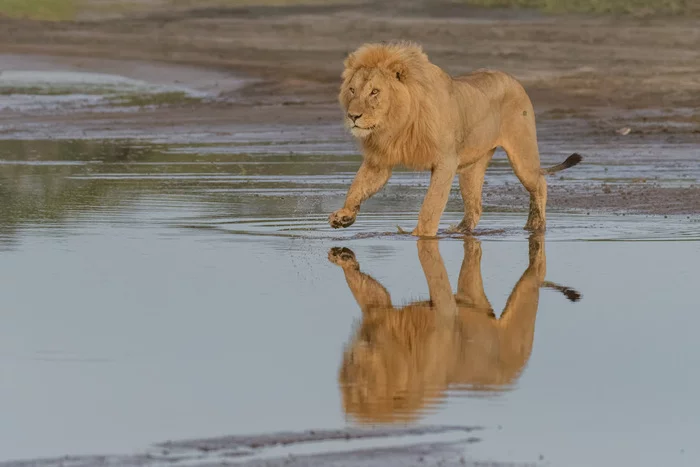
349, 123, 375, 138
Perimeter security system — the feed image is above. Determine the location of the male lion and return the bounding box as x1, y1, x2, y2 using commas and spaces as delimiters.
329, 237, 581, 424
328, 41, 582, 236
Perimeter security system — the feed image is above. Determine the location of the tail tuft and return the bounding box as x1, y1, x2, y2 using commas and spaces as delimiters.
564, 153, 583, 168
561, 287, 582, 302
541, 153, 583, 175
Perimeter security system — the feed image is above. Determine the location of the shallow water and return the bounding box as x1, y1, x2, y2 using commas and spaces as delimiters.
0, 139, 698, 466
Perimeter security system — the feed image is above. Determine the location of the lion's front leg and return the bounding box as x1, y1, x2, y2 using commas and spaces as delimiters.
328, 247, 393, 310
329, 162, 392, 229
412, 161, 458, 237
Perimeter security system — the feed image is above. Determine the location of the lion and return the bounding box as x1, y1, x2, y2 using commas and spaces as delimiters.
328, 236, 581, 424
328, 41, 582, 236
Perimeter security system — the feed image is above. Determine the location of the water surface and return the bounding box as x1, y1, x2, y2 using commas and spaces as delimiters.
0, 139, 698, 467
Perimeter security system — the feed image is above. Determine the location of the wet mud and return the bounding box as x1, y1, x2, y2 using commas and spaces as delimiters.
0, 427, 484, 467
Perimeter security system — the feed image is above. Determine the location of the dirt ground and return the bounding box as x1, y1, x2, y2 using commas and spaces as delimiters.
0, 0, 698, 215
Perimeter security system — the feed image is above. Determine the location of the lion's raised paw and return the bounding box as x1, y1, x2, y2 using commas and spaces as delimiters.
328, 247, 359, 269
329, 208, 357, 229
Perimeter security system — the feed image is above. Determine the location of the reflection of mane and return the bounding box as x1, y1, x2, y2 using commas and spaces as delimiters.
329, 236, 580, 424
340, 304, 446, 423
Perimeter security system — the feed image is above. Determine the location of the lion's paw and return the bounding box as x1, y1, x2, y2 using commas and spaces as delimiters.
328, 247, 359, 269
329, 208, 357, 229
410, 227, 438, 238
524, 220, 546, 233
454, 218, 478, 233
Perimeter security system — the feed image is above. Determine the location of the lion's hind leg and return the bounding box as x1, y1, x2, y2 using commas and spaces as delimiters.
455, 237, 493, 314
500, 105, 547, 232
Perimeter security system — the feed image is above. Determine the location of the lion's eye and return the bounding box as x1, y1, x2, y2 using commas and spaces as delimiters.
371, 89, 379, 95
349, 88, 355, 95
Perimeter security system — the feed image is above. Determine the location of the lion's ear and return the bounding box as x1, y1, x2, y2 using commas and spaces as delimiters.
392, 63, 407, 82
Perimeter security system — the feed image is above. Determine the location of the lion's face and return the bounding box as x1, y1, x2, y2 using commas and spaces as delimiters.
339, 68, 410, 140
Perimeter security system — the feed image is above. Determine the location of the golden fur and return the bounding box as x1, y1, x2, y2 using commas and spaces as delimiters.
328, 41, 582, 236
329, 236, 580, 424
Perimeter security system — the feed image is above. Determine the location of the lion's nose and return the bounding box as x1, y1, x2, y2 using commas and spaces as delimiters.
348, 112, 362, 122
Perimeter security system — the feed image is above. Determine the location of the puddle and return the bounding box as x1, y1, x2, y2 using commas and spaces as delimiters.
0, 70, 206, 112
0, 138, 698, 467
0, 139, 696, 246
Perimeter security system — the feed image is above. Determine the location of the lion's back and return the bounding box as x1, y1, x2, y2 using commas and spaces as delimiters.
454, 69, 528, 106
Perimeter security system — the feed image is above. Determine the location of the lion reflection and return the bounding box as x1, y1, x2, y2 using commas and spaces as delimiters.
329, 236, 580, 424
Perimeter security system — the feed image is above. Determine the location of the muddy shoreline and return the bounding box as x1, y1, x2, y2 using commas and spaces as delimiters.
1, 1, 698, 217
0, 426, 491, 467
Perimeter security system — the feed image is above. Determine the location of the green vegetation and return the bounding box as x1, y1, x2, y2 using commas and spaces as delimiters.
0, 85, 201, 108
2, 0, 696, 20
167, 0, 353, 5
0, 87, 75, 96
0, 0, 350, 21
0, 0, 80, 20
462, 0, 699, 15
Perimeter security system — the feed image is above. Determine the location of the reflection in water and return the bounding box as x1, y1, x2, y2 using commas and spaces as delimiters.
0, 139, 356, 247
330, 236, 581, 424
1, 139, 697, 247
0, 140, 152, 246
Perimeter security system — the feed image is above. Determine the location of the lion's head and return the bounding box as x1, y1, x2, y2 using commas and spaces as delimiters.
339, 42, 431, 140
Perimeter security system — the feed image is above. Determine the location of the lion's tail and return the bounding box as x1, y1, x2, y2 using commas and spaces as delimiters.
542, 281, 582, 302
540, 153, 582, 175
